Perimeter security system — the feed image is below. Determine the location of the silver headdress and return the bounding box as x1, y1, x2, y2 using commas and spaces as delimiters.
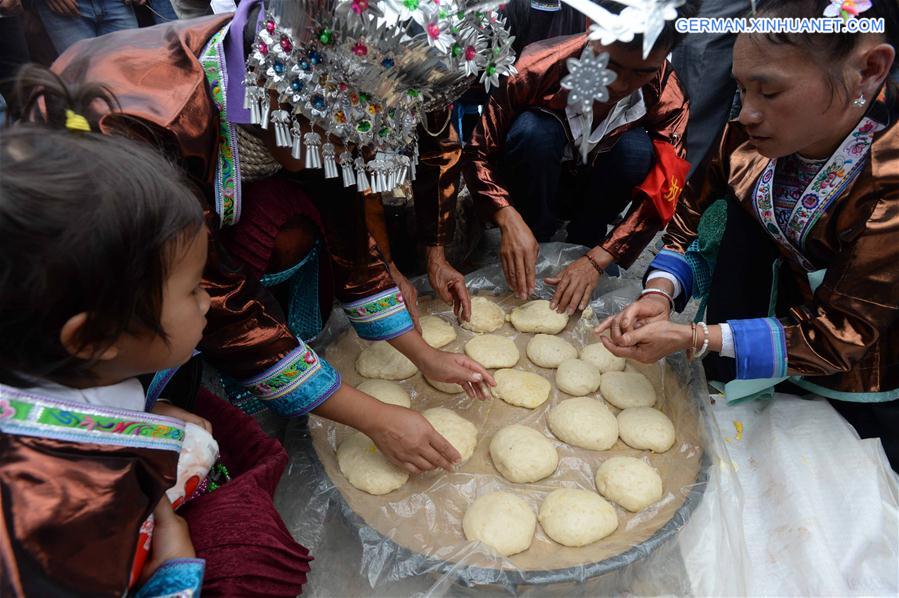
245, 0, 516, 192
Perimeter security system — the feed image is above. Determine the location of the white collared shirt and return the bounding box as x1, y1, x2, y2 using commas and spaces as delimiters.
23, 377, 146, 411
565, 89, 647, 163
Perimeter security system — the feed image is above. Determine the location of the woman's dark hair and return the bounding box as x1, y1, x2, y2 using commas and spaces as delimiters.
750, 0, 899, 99
595, 0, 703, 54
0, 65, 204, 387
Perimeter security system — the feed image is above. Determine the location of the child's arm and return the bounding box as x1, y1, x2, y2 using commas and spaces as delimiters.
136, 496, 204, 597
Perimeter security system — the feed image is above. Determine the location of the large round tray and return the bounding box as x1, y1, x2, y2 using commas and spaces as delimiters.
307, 294, 710, 588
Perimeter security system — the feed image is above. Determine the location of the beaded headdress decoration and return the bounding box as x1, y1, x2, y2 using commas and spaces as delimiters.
245, 0, 516, 193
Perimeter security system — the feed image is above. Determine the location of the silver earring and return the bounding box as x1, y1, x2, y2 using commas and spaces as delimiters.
853, 93, 867, 108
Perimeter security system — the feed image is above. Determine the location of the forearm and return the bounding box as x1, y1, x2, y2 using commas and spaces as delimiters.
311, 382, 390, 434
388, 328, 438, 368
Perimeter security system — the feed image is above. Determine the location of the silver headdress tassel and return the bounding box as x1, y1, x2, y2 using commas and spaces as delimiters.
322, 142, 339, 178
354, 156, 370, 192
339, 151, 356, 187
246, 0, 516, 194
290, 120, 303, 160
303, 131, 322, 169
270, 109, 293, 147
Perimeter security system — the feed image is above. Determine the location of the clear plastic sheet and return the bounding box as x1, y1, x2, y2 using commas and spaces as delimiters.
276, 243, 747, 596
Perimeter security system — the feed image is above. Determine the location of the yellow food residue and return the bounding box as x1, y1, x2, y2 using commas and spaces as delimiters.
733, 420, 744, 441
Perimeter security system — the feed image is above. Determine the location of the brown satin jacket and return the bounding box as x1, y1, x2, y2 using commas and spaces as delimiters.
664, 86, 899, 394
52, 15, 460, 382
463, 33, 690, 268
0, 391, 178, 596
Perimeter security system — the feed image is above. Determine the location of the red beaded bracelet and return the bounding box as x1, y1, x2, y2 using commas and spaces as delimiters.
585, 253, 604, 274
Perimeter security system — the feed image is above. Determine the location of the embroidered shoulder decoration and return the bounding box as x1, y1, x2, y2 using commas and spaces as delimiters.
0, 385, 184, 452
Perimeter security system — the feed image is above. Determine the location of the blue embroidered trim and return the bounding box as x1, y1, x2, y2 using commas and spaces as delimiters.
240, 342, 341, 416
646, 250, 694, 312
135, 558, 205, 598
261, 242, 322, 341
729, 317, 788, 380
342, 287, 414, 340
0, 385, 184, 452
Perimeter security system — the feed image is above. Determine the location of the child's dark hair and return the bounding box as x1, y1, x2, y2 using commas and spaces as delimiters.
0, 65, 204, 387
594, 0, 703, 54
750, 0, 899, 100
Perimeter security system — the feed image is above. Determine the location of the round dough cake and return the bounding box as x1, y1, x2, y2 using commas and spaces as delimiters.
337, 432, 409, 495
425, 376, 464, 395
355, 341, 418, 380
464, 334, 519, 369
600, 371, 657, 409
527, 334, 578, 369
356, 380, 411, 408
555, 358, 602, 396
580, 342, 626, 373
460, 296, 506, 333
595, 456, 663, 512
421, 315, 457, 348
492, 369, 551, 409
489, 424, 559, 483
463, 492, 536, 556
547, 397, 618, 450
538, 488, 619, 547
422, 407, 478, 464
617, 407, 676, 453
510, 300, 569, 334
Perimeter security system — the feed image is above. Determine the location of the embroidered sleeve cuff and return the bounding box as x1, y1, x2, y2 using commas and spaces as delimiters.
342, 287, 414, 341
135, 558, 205, 598
728, 318, 788, 380
241, 341, 341, 417
645, 250, 693, 312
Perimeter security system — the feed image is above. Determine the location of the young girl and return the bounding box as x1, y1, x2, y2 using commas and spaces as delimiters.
0, 71, 311, 595
598, 0, 899, 470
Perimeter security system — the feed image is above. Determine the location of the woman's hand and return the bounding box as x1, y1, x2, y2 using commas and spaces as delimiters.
600, 320, 693, 363
496, 207, 539, 300
140, 496, 195, 583
151, 402, 213, 434
596, 294, 672, 343
388, 261, 421, 334
417, 347, 495, 400
46, 0, 79, 16
366, 404, 461, 473
427, 246, 472, 322
546, 257, 600, 315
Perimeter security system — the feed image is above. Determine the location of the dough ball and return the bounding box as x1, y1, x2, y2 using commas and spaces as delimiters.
460, 296, 506, 333
538, 488, 619, 547
580, 342, 626, 373
547, 397, 618, 450
356, 380, 411, 408
463, 492, 536, 556
510, 300, 569, 334
617, 407, 676, 453
422, 407, 478, 464
526, 334, 578, 369
595, 456, 663, 512
489, 424, 559, 483
492, 369, 551, 409
355, 341, 418, 380
599, 371, 657, 409
425, 376, 464, 395
337, 432, 409, 495
555, 359, 602, 396
464, 334, 520, 369
420, 315, 457, 348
